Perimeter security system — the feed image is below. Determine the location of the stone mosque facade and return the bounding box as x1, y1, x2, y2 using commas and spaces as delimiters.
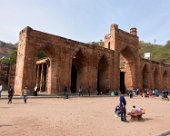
14, 24, 170, 95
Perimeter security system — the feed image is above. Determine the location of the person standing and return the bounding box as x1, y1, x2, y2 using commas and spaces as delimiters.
0, 83, 3, 98
34, 85, 38, 96
22, 86, 29, 103
64, 86, 69, 99
88, 86, 91, 96
8, 85, 14, 104
79, 86, 83, 96
120, 93, 127, 122
64, 86, 68, 99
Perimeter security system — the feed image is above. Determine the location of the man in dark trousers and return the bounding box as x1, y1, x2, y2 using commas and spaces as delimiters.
64, 86, 69, 99
120, 92, 127, 122
8, 85, 14, 104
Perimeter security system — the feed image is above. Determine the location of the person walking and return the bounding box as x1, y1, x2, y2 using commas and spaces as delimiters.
64, 86, 69, 99
119, 92, 127, 122
79, 86, 83, 96
34, 85, 38, 96
22, 86, 29, 103
0, 83, 3, 98
88, 86, 91, 96
8, 85, 14, 104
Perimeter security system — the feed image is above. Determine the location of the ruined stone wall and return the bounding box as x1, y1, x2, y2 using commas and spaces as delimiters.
14, 25, 170, 95
14, 27, 115, 95
141, 59, 170, 90
0, 63, 15, 90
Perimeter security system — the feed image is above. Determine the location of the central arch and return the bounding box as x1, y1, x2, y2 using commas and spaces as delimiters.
119, 46, 137, 92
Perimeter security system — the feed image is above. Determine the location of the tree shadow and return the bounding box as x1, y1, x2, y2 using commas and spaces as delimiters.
0, 124, 13, 127
0, 107, 11, 108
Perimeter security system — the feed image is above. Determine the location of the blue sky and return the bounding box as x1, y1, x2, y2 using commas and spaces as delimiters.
0, 0, 170, 45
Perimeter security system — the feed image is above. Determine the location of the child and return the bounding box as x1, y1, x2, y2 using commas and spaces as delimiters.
115, 105, 121, 117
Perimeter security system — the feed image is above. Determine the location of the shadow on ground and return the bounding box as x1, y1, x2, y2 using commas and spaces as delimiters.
128, 117, 153, 122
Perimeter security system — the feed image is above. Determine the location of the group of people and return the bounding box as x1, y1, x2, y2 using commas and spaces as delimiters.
78, 86, 92, 96
115, 88, 170, 122
7, 85, 29, 104
115, 92, 147, 122
5, 85, 39, 104
126, 88, 170, 99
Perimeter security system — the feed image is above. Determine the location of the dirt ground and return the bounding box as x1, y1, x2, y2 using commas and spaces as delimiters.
0, 96, 170, 136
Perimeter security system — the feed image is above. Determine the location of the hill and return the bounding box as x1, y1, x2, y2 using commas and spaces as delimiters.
0, 40, 170, 65
91, 40, 170, 65
139, 41, 170, 64
0, 41, 17, 57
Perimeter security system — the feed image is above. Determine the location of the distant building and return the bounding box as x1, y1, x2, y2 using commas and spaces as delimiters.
144, 52, 151, 60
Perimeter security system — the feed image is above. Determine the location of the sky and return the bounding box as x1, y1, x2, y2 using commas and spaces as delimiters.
0, 0, 170, 45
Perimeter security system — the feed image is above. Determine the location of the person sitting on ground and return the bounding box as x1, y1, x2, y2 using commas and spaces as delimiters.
162, 90, 169, 99
130, 106, 145, 114
115, 105, 121, 117
129, 91, 133, 98
115, 90, 119, 96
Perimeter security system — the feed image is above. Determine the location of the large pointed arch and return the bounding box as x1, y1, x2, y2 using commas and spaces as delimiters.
71, 49, 86, 93
33, 43, 58, 94
120, 46, 137, 91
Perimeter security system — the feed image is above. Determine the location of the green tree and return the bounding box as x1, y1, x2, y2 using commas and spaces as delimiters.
0, 50, 17, 64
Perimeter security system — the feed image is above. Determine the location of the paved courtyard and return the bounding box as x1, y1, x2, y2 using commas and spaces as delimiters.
0, 96, 170, 136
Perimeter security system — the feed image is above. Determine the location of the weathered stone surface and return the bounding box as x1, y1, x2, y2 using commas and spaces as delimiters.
14, 24, 170, 95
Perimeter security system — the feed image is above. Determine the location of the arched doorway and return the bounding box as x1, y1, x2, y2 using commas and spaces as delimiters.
142, 64, 150, 89
120, 47, 136, 93
71, 64, 77, 93
97, 55, 109, 94
71, 50, 86, 93
35, 50, 50, 93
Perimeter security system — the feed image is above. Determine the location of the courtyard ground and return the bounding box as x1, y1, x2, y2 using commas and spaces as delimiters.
0, 95, 170, 136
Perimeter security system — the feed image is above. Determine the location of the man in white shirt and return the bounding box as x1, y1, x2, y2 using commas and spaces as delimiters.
0, 83, 3, 98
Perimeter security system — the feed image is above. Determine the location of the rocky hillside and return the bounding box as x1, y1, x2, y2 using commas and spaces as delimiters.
0, 41, 17, 57
139, 41, 170, 64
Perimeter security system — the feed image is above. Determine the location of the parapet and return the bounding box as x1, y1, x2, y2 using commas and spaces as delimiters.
130, 28, 137, 36
110, 24, 118, 31
20, 26, 32, 35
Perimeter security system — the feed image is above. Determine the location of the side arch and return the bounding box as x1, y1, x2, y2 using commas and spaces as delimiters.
70, 48, 87, 93
162, 70, 168, 89
97, 55, 109, 94
153, 68, 160, 89
142, 64, 150, 89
